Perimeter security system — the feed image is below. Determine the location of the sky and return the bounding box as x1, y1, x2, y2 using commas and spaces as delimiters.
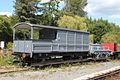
0, 0, 14, 16
85, 0, 120, 26
0, 0, 120, 26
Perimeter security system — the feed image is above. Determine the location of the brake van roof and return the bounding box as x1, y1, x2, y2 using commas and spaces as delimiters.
14, 22, 89, 33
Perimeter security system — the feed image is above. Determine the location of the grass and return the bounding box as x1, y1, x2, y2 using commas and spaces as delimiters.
0, 55, 14, 66
31, 61, 104, 74
0, 49, 14, 67
0, 55, 14, 67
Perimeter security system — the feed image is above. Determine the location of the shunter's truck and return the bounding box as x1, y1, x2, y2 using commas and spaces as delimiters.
89, 44, 112, 59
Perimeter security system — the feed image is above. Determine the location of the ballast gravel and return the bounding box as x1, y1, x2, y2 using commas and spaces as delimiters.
0, 60, 120, 80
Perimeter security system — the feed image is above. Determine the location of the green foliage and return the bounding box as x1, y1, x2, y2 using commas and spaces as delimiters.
57, 15, 88, 30
63, 0, 87, 17
89, 34, 94, 43
33, 30, 39, 39
101, 33, 117, 43
101, 32, 120, 43
86, 18, 119, 43
37, 0, 62, 26
9, 15, 19, 26
14, 0, 38, 23
90, 25, 107, 43
14, 0, 63, 25
15, 29, 31, 40
6, 42, 13, 49
0, 16, 13, 42
0, 55, 14, 66
0, 15, 18, 43
116, 32, 120, 43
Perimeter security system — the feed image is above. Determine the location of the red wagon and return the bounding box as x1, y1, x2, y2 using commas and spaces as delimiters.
101, 43, 120, 59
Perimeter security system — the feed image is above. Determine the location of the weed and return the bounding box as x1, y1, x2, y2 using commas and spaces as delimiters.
0, 55, 14, 67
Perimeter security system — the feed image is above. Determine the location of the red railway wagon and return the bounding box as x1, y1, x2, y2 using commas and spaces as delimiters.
117, 44, 120, 52
101, 43, 114, 52
101, 43, 120, 59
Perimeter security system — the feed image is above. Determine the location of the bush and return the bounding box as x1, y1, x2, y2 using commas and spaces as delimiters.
57, 15, 88, 31
6, 42, 13, 49
101, 33, 117, 43
0, 55, 14, 66
89, 34, 94, 43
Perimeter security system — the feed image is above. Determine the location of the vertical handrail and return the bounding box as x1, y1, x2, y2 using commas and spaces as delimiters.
30, 27, 33, 58
31, 27, 33, 40
13, 28, 15, 40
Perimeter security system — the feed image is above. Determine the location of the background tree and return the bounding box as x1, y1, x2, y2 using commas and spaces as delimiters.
0, 16, 13, 43
57, 15, 88, 30
14, 0, 38, 23
9, 15, 19, 26
36, 0, 62, 26
86, 18, 117, 43
89, 34, 94, 43
101, 33, 117, 43
63, 0, 87, 17
101, 32, 120, 43
14, 0, 63, 25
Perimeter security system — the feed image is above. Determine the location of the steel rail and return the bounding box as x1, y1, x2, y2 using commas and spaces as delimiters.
74, 66, 120, 80
88, 69, 120, 80
0, 68, 29, 74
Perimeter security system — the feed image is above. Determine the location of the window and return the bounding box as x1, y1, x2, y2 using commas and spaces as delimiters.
33, 28, 57, 40
15, 29, 31, 40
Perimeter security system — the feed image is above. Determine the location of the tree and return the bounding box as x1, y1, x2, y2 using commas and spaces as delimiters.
37, 0, 62, 26
101, 32, 120, 43
89, 34, 94, 43
14, 0, 63, 25
0, 16, 13, 43
86, 18, 118, 43
63, 0, 87, 17
9, 15, 19, 26
116, 32, 120, 43
14, 0, 38, 23
57, 15, 88, 30
101, 33, 117, 43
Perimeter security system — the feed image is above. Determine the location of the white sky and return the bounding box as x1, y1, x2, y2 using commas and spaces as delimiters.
0, 12, 12, 17
85, 0, 120, 19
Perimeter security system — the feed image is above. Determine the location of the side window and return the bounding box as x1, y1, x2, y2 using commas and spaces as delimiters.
15, 29, 31, 40
39, 29, 57, 40
33, 29, 39, 40
33, 28, 57, 40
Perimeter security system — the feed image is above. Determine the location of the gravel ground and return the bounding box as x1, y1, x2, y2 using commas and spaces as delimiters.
0, 60, 120, 80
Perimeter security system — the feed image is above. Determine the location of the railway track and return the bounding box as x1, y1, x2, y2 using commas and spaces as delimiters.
74, 66, 120, 80
0, 59, 90, 74
0, 67, 29, 74
88, 69, 120, 80
31, 58, 108, 68
0, 58, 108, 74
89, 69, 120, 80
31, 58, 95, 68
